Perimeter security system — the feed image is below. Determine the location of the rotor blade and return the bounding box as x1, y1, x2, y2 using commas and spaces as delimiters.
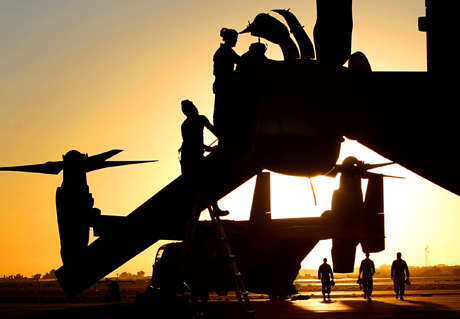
367, 172, 405, 179
85, 160, 157, 173
87, 149, 123, 162
364, 162, 395, 171
272, 9, 315, 59
0, 161, 63, 175
325, 161, 395, 177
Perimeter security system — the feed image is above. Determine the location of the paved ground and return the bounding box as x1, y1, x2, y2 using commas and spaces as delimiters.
204, 291, 460, 319
1, 291, 460, 318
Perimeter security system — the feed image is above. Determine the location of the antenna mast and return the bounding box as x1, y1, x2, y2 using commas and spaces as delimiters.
425, 244, 429, 267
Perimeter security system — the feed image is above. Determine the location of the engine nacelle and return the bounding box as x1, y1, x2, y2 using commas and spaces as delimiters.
360, 174, 385, 253
331, 238, 358, 273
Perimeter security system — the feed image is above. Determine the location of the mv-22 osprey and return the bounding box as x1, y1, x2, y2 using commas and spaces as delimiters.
1, 0, 459, 301
148, 156, 401, 301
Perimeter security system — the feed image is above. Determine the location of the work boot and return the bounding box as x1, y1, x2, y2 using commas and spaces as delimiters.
367, 296, 372, 301
395, 292, 399, 299
363, 294, 367, 300
400, 296, 404, 301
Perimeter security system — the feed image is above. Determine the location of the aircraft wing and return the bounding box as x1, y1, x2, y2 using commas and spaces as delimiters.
342, 71, 460, 196
0, 161, 63, 175
355, 134, 460, 196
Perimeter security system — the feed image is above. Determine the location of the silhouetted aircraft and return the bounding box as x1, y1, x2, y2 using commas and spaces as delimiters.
0, 150, 156, 265
148, 157, 399, 300
1, 1, 457, 301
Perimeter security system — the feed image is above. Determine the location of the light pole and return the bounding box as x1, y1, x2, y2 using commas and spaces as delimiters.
425, 245, 429, 267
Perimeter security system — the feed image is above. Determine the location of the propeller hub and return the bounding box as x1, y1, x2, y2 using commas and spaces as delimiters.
63, 150, 87, 170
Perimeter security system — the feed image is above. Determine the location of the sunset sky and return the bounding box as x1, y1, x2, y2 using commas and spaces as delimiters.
2, 0, 459, 279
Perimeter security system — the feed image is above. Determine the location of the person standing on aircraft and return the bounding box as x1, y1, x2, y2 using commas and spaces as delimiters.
391, 252, 410, 300
179, 99, 216, 174
213, 28, 240, 137
237, 42, 268, 68
318, 258, 334, 301
359, 252, 375, 301
179, 99, 229, 217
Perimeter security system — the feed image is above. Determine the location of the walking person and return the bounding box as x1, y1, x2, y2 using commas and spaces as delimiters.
318, 258, 334, 301
359, 253, 375, 300
391, 252, 410, 300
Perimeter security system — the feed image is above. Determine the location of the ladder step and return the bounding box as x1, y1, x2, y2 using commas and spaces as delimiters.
197, 192, 255, 318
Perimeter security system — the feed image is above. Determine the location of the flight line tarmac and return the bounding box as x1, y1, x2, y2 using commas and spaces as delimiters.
0, 290, 460, 319
1, 291, 460, 318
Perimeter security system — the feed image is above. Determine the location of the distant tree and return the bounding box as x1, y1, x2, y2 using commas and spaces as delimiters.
33, 274, 41, 281
137, 271, 145, 278
42, 269, 57, 279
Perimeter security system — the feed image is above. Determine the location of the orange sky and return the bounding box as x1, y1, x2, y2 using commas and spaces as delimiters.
2, 0, 457, 279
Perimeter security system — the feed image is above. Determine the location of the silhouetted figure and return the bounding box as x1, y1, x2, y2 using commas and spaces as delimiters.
179, 100, 229, 217
238, 42, 268, 69
213, 28, 240, 137
391, 252, 410, 300
179, 100, 216, 175
359, 253, 375, 301
318, 258, 333, 301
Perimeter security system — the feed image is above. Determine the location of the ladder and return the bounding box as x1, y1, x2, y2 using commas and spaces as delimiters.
178, 190, 257, 319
